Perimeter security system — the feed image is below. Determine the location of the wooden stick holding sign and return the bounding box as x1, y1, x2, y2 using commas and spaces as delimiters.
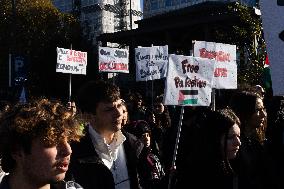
69, 44, 72, 102
56, 46, 87, 101
168, 106, 184, 189
69, 72, 72, 101
164, 54, 215, 188
193, 40, 237, 110
135, 45, 168, 111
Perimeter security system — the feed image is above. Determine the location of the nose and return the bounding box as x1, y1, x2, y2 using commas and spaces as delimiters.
114, 106, 123, 118
58, 139, 72, 157
234, 136, 241, 147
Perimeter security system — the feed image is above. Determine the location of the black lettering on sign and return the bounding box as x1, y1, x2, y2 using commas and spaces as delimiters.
100, 49, 110, 56
277, 0, 284, 6
114, 50, 127, 58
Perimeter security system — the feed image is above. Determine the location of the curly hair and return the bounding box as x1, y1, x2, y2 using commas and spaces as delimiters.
0, 98, 84, 172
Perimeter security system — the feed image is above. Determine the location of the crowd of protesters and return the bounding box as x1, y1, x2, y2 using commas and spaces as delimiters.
0, 80, 284, 189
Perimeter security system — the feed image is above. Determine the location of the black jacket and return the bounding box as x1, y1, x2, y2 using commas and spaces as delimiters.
66, 127, 144, 189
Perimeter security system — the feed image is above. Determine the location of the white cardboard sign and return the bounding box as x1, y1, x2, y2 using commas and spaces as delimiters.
56, 47, 87, 75
135, 46, 168, 81
164, 54, 215, 106
193, 41, 237, 89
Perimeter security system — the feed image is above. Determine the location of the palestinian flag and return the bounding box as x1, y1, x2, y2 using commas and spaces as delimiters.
262, 55, 272, 92
178, 90, 198, 105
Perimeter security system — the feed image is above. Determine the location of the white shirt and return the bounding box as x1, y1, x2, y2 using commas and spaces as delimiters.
88, 126, 131, 189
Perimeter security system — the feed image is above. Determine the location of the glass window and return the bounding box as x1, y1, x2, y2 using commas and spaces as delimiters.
165, 0, 172, 7
151, 0, 158, 10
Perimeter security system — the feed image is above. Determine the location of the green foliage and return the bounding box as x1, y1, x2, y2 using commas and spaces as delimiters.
0, 0, 79, 54
213, 2, 266, 87
0, 0, 88, 98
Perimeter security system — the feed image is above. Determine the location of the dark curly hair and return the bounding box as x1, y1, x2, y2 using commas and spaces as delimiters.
76, 80, 121, 114
0, 98, 84, 172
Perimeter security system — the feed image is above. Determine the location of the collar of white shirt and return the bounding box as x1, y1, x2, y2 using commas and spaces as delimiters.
88, 125, 126, 168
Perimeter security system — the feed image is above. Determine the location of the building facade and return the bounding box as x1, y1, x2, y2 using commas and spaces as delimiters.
52, 0, 142, 45
143, 0, 257, 18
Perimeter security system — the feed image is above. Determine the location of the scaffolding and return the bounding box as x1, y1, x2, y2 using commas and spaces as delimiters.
143, 0, 257, 18
52, 0, 142, 45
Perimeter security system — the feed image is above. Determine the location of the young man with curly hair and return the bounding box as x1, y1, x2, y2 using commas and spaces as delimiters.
67, 80, 144, 189
0, 98, 84, 189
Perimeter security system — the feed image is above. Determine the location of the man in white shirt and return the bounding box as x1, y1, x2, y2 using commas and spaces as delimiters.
67, 80, 144, 189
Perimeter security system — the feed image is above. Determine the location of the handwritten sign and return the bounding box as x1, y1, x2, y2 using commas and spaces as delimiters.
98, 47, 129, 73
193, 41, 237, 89
164, 55, 215, 106
135, 46, 168, 81
260, 0, 284, 95
56, 47, 87, 75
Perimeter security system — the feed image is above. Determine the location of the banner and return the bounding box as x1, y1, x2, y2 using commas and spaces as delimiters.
98, 47, 129, 73
56, 47, 87, 75
164, 55, 215, 106
135, 46, 168, 81
260, 0, 284, 95
193, 41, 237, 89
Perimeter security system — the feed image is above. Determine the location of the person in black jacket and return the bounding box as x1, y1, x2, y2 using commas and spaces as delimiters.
175, 108, 241, 189
230, 91, 279, 189
67, 80, 144, 189
126, 120, 165, 189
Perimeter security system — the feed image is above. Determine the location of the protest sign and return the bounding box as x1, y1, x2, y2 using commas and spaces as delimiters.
260, 0, 284, 95
98, 47, 129, 73
164, 55, 215, 106
56, 47, 87, 75
135, 46, 168, 81
193, 41, 237, 89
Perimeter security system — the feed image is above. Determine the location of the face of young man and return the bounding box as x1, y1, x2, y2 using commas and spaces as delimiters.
94, 99, 124, 133
17, 137, 72, 186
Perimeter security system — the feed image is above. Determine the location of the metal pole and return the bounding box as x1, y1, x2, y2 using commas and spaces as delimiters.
151, 80, 154, 111
151, 44, 154, 110
69, 44, 73, 101
69, 73, 72, 101
10, 0, 16, 88
168, 106, 184, 189
9, 54, 12, 87
129, 0, 132, 29
11, 0, 16, 20
211, 88, 216, 111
